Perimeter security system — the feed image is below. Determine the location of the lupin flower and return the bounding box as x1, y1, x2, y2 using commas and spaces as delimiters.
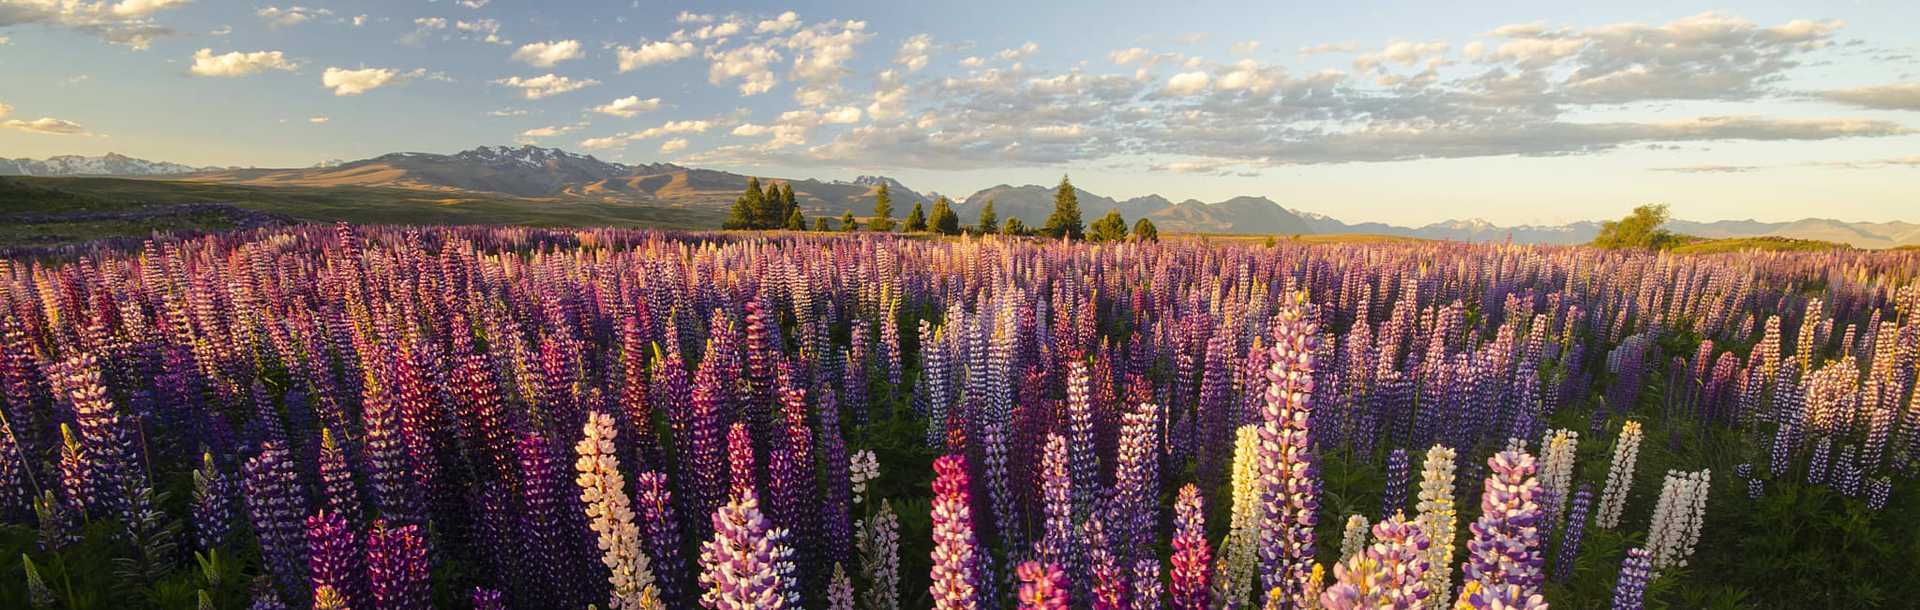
305, 510, 365, 610
1382, 448, 1410, 519
1065, 358, 1100, 519
1034, 432, 1079, 578
929, 454, 981, 610
243, 442, 309, 602
24, 553, 55, 609
517, 431, 578, 603
1256, 294, 1320, 607
858, 499, 902, 610
1646, 468, 1710, 573
316, 428, 361, 521
1596, 421, 1643, 530
850, 450, 881, 503
1220, 424, 1263, 607
472, 587, 506, 610
1340, 514, 1370, 564
575, 411, 663, 610
1415, 444, 1458, 608
1537, 429, 1578, 532
828, 563, 856, 610
698, 492, 801, 609
1458, 449, 1546, 603
726, 422, 756, 502
1553, 485, 1593, 583
367, 519, 430, 610
1611, 548, 1653, 610
1170, 484, 1214, 610
635, 471, 689, 604
1016, 561, 1071, 610
191, 451, 233, 551
1320, 513, 1432, 610
1130, 558, 1164, 610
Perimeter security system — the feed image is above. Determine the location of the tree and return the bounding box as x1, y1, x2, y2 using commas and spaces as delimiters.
780, 183, 798, 224
976, 199, 999, 234
869, 183, 895, 232
1131, 218, 1159, 242
930, 197, 961, 235
1041, 175, 1083, 240
1592, 203, 1677, 250
839, 210, 857, 233
814, 216, 832, 232
903, 202, 928, 232
762, 181, 786, 227
1088, 210, 1128, 242
785, 207, 806, 231
724, 178, 766, 230
1002, 217, 1029, 236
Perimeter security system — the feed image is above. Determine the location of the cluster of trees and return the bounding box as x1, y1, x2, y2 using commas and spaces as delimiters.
1592, 203, 1681, 250
727, 175, 1158, 241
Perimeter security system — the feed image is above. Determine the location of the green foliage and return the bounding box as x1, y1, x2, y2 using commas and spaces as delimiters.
1668, 236, 1850, 255
1131, 217, 1159, 242
1041, 175, 1083, 240
1592, 203, 1679, 250
814, 216, 832, 231
839, 209, 857, 232
868, 183, 895, 232
1087, 210, 1128, 242
1002, 217, 1029, 236
784, 207, 806, 231
929, 197, 960, 235
975, 199, 998, 234
903, 202, 927, 232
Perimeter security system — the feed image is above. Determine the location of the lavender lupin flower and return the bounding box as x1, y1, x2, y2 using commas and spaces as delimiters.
243, 442, 309, 603
1257, 293, 1320, 606
698, 492, 800, 609
1611, 548, 1653, 610
1457, 449, 1546, 607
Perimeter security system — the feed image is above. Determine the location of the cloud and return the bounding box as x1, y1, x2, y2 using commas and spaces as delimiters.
1820, 83, 1920, 110
308, 116, 329, 124
321, 67, 405, 95
895, 34, 933, 71
593, 95, 662, 118
676, 11, 714, 24
256, 6, 331, 29
787, 20, 872, 85
1650, 164, 1761, 174
0, 0, 189, 49
659, 138, 689, 153
756, 11, 799, 34
1299, 42, 1360, 55
1166, 71, 1211, 94
996, 42, 1039, 62
519, 124, 581, 138
1229, 40, 1261, 55
617, 40, 695, 71
457, 0, 489, 7
0, 109, 92, 135
512, 40, 583, 67
189, 48, 298, 77
492, 73, 599, 99
634, 119, 713, 139
1109, 48, 1149, 65
1173, 32, 1211, 45
707, 44, 782, 95
1653, 156, 1920, 173
488, 108, 529, 117
404, 16, 507, 45
579, 136, 626, 149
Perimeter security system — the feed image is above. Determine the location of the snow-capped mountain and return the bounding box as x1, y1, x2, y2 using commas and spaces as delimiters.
0, 153, 209, 177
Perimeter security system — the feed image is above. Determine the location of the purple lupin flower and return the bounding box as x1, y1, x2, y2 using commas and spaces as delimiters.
243, 441, 309, 603
1320, 513, 1432, 610
305, 510, 365, 610
1111, 401, 1161, 557
726, 422, 756, 502
472, 587, 505, 610
698, 493, 800, 609
361, 379, 422, 526
683, 344, 732, 535
1169, 484, 1213, 610
1381, 448, 1410, 519
367, 519, 430, 610
517, 432, 579, 605
1084, 515, 1126, 610
636, 471, 690, 604
1458, 449, 1546, 607
814, 380, 856, 568
316, 428, 362, 522
1033, 433, 1079, 580
49, 353, 140, 514
1554, 484, 1593, 583
1257, 294, 1320, 606
1611, 548, 1653, 610
1129, 557, 1163, 610
1016, 560, 1070, 610
1064, 358, 1099, 519
930, 454, 981, 610
191, 450, 234, 551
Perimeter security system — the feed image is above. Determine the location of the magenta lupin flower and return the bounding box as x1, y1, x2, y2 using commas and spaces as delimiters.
305, 510, 365, 610
367, 519, 431, 610
1169, 484, 1213, 610
635, 470, 690, 604
726, 422, 756, 502
1016, 560, 1070, 610
698, 493, 801, 609
929, 454, 981, 610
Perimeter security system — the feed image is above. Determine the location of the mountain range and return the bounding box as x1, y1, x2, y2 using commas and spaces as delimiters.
3, 147, 1914, 248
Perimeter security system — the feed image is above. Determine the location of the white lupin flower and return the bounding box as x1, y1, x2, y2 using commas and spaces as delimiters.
1597, 421, 1645, 529
1415, 444, 1458, 610
1540, 428, 1580, 528
1220, 424, 1264, 607
575, 411, 662, 610
1646, 468, 1711, 573
1339, 513, 1371, 564
850, 450, 880, 504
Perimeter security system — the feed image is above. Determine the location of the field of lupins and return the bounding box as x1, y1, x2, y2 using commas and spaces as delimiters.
0, 224, 1916, 609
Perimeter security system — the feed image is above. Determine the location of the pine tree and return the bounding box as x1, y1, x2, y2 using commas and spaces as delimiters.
1003, 218, 1028, 236
742, 177, 770, 229
1041, 175, 1083, 240
785, 207, 806, 231
815, 217, 832, 231
976, 199, 998, 234
781, 184, 798, 224
869, 184, 895, 232
839, 210, 857, 233
904, 202, 927, 232
1131, 218, 1159, 242
930, 197, 960, 235
765, 182, 786, 227
1088, 210, 1128, 242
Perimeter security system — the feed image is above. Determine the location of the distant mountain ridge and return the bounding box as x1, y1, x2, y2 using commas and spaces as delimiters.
7, 147, 1914, 247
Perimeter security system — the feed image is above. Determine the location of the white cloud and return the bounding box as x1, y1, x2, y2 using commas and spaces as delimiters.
456, 19, 506, 44
676, 11, 714, 24
1109, 48, 1149, 65
189, 48, 298, 77
959, 56, 985, 68
512, 40, 583, 67
593, 95, 663, 118
1166, 71, 1211, 94
1299, 42, 1359, 55
787, 20, 872, 84
0, 36, 10, 45
457, 0, 489, 7
0, 110, 92, 135
0, 0, 190, 48
997, 42, 1038, 61
322, 67, 401, 95
256, 6, 332, 29
694, 20, 744, 40
520, 124, 580, 138
1229, 40, 1261, 55
580, 135, 626, 149
633, 119, 713, 139
1821, 83, 1920, 111
492, 73, 600, 99
659, 138, 689, 153
308, 116, 329, 124
488, 108, 529, 117
896, 34, 933, 71
617, 40, 695, 71
707, 44, 782, 95
822, 106, 862, 124
756, 11, 800, 34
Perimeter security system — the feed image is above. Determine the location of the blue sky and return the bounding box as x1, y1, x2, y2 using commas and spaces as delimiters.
1, 0, 1917, 225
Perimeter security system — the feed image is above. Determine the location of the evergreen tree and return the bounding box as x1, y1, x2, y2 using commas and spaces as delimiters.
724, 178, 766, 229
780, 184, 798, 226
1131, 218, 1159, 242
840, 210, 858, 233
1088, 210, 1128, 242
904, 202, 927, 232
815, 217, 832, 231
1041, 175, 1083, 240
930, 197, 961, 235
1002, 217, 1028, 236
764, 182, 786, 227
869, 184, 895, 232
785, 207, 806, 231
976, 199, 999, 234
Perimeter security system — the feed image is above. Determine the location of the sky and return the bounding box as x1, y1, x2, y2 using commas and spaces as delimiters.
1, 0, 1917, 226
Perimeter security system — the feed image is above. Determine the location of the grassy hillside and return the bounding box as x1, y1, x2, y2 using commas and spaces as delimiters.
0, 176, 723, 246
1668, 236, 1853, 255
